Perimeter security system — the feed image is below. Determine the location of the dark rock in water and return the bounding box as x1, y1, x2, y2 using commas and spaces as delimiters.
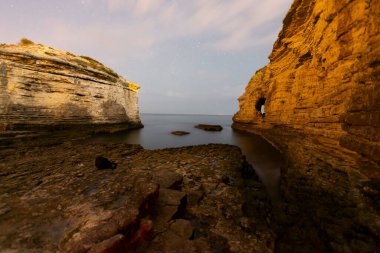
95, 155, 117, 169
194, 124, 223, 131
171, 131, 190, 136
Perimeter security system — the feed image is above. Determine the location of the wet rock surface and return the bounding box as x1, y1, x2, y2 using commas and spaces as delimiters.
0, 142, 273, 252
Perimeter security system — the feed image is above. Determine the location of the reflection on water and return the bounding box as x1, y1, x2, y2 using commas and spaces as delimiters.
91, 114, 283, 201
92, 114, 236, 148
232, 130, 283, 201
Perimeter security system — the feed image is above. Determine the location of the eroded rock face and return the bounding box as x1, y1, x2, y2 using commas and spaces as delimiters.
234, 0, 379, 174
233, 0, 379, 251
0, 41, 142, 132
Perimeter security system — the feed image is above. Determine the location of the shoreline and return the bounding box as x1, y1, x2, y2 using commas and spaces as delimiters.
2, 125, 378, 252
0, 141, 274, 252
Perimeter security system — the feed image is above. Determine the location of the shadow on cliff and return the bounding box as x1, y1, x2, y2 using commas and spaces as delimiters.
232, 129, 284, 202
272, 162, 379, 253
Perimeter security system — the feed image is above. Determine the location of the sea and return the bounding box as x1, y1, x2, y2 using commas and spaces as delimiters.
92, 113, 283, 200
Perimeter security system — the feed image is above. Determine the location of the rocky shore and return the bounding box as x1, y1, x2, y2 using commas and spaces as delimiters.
1, 133, 378, 252
0, 141, 275, 253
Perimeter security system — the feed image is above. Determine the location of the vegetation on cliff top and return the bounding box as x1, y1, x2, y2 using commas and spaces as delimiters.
15, 38, 119, 79
18, 38, 35, 46
79, 55, 119, 78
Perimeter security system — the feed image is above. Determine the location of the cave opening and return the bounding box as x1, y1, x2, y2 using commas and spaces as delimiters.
255, 98, 266, 117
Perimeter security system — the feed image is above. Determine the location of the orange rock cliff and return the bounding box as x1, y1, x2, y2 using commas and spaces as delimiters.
233, 0, 379, 250
234, 0, 379, 179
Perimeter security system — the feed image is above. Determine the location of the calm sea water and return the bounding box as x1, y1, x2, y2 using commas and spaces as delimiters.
92, 113, 283, 200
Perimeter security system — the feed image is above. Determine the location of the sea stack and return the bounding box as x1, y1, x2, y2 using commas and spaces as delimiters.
0, 39, 143, 132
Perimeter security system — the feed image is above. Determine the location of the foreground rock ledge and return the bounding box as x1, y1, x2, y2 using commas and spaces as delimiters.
0, 143, 273, 253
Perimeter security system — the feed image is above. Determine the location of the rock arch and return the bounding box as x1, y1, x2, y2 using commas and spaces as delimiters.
255, 97, 266, 116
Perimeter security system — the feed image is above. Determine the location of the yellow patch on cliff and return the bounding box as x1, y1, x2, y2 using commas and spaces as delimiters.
128, 82, 140, 92
7, 82, 15, 92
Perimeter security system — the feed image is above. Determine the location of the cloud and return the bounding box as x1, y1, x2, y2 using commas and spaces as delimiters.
134, 0, 165, 16
105, 0, 165, 15
1, 0, 292, 56
101, 0, 293, 52
164, 90, 185, 98
4, 0, 291, 62
105, 0, 133, 12
0, 0, 293, 115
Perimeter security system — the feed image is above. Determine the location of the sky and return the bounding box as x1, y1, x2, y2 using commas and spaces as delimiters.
0, 0, 293, 115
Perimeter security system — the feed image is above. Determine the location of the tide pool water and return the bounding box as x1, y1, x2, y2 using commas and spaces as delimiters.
91, 113, 283, 200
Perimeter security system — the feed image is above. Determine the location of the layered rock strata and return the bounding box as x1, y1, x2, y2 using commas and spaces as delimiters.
0, 40, 142, 132
234, 0, 379, 176
233, 0, 379, 251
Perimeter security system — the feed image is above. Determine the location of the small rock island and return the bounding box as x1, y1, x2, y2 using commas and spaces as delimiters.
171, 131, 190, 136
194, 124, 223, 131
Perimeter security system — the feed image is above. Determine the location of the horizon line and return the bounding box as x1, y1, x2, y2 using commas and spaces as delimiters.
141, 112, 233, 117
